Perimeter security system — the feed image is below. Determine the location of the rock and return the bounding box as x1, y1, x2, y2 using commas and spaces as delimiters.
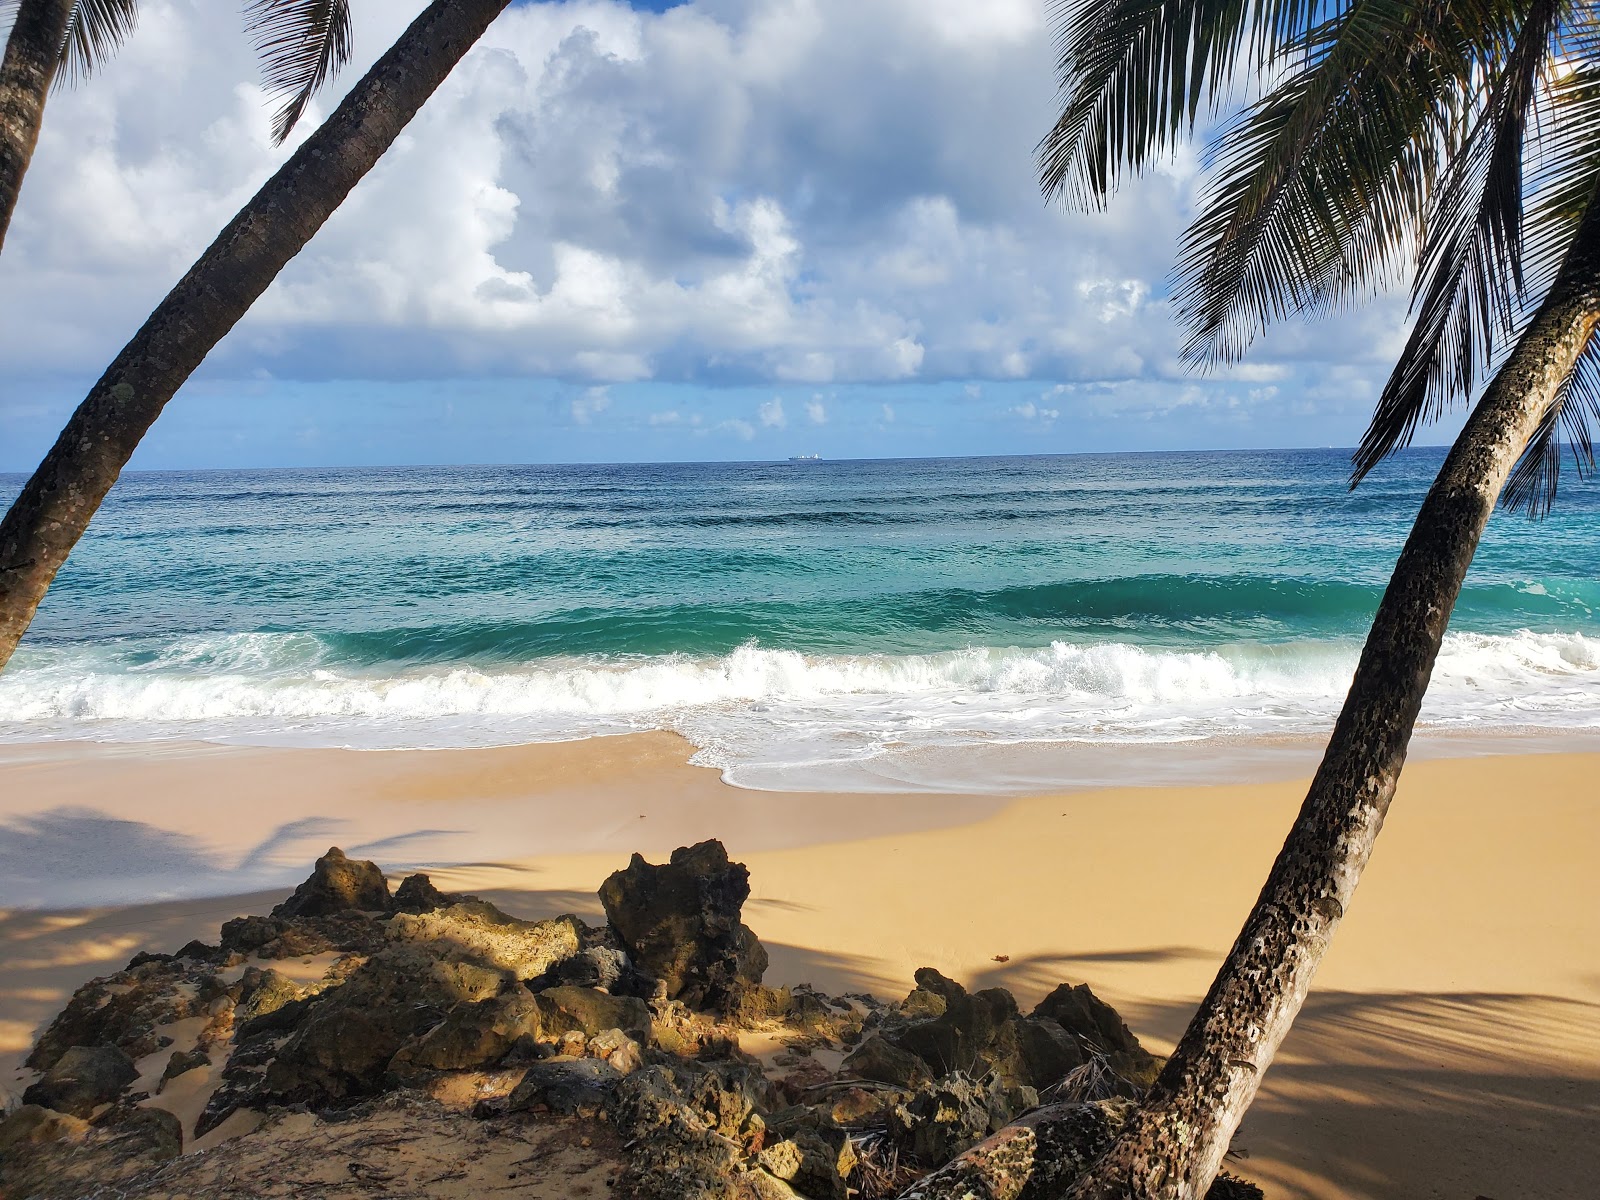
891, 1071, 1001, 1167
841, 1033, 932, 1088
0, 1105, 89, 1153
506, 1056, 622, 1117
158, 1048, 211, 1092
26, 958, 212, 1072
528, 944, 648, 995
599, 840, 769, 1011
389, 991, 543, 1078
757, 1128, 856, 1200
0, 1103, 180, 1200
271, 846, 391, 918
22, 1045, 139, 1116
608, 1065, 749, 1200
387, 901, 581, 981
232, 966, 311, 1040
589, 1026, 645, 1074
1031, 981, 1160, 1089
254, 948, 506, 1108
390, 872, 454, 914
534, 985, 653, 1042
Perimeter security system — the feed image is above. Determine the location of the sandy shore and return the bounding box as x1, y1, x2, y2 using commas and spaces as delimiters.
2, 735, 1596, 1199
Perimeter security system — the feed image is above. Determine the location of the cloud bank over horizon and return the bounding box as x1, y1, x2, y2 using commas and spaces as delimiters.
0, 0, 1440, 469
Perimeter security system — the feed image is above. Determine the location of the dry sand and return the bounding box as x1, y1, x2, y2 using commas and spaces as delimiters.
2, 734, 1595, 1199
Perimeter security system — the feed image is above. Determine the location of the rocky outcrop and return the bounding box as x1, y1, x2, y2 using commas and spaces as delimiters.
386, 900, 581, 981
271, 846, 390, 918
22, 1045, 140, 1117
600, 840, 770, 1010
14, 844, 1265, 1200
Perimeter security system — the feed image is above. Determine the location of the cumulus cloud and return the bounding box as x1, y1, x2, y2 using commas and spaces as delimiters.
805, 396, 827, 424
570, 385, 611, 424
758, 397, 786, 428
0, 0, 1408, 407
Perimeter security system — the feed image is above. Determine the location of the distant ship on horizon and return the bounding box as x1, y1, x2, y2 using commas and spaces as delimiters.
788, 453, 821, 462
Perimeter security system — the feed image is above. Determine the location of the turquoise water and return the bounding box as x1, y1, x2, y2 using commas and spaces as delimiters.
2, 448, 1598, 787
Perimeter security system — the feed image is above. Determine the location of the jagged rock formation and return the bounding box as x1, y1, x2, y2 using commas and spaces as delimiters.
0, 841, 1263, 1200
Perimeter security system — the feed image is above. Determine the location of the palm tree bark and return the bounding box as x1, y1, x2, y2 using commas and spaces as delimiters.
0, 0, 74, 255
0, 0, 511, 671
1058, 188, 1600, 1199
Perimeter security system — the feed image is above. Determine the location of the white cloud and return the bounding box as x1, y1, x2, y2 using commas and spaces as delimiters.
881, 403, 895, 423
719, 418, 756, 441
0, 0, 1408, 401
1010, 401, 1059, 422
570, 385, 611, 425
805, 396, 827, 424
759, 397, 786, 428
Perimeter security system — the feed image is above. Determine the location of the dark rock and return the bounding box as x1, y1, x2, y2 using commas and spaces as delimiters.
389, 991, 543, 1078
218, 914, 293, 954
1210, 1174, 1267, 1200
599, 839, 769, 1011
158, 1048, 211, 1092
386, 900, 581, 981
506, 1056, 621, 1116
174, 939, 225, 962
390, 872, 453, 914
26, 958, 211, 1072
0, 1105, 89, 1154
0, 1101, 179, 1199
758, 1128, 856, 1200
608, 1064, 747, 1200
1032, 980, 1161, 1088
840, 1033, 931, 1088
249, 948, 505, 1110
233, 966, 311, 1037
889, 1071, 1001, 1167
23, 1045, 139, 1117
271, 846, 391, 919
533, 985, 652, 1042
124, 951, 175, 970
527, 944, 650, 995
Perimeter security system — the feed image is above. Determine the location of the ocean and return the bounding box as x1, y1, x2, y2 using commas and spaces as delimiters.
2, 447, 1598, 790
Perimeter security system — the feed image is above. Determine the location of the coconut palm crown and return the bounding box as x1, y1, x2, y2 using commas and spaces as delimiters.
1, 0, 351, 144
1041, 0, 1600, 513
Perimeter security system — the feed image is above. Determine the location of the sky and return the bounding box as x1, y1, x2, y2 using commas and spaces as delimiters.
0, 0, 1464, 471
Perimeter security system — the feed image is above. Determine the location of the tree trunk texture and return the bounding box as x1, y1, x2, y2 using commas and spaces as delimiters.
897, 1100, 1261, 1200
0, 0, 74, 255
1060, 192, 1600, 1199
0, 0, 512, 671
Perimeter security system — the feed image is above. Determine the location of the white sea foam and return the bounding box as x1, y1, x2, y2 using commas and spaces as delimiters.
2, 631, 1598, 788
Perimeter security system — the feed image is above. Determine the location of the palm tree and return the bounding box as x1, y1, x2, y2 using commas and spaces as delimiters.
1026, 0, 1600, 1195
0, 0, 509, 670
0, 0, 350, 257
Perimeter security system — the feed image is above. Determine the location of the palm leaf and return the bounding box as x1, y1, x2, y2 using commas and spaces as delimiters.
1502, 323, 1600, 515
1352, 0, 1573, 482
56, 0, 139, 86
244, 0, 353, 145
1039, 0, 1330, 208
1173, 0, 1491, 367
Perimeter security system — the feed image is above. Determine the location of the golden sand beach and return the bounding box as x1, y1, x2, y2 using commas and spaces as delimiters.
1, 733, 1595, 1199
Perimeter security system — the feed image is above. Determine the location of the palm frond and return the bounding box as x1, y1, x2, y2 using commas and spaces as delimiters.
1502, 323, 1600, 515
1352, 0, 1571, 481
1173, 0, 1489, 366
1039, 0, 1330, 209
244, 0, 353, 146
56, 0, 139, 86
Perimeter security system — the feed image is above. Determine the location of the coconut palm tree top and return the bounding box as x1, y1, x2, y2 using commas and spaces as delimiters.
1040, 0, 1600, 512
2, 0, 352, 144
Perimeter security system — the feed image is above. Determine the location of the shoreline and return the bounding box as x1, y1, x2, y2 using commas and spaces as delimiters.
2, 735, 1597, 1197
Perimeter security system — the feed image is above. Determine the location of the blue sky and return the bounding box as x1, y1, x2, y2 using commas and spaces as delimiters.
0, 0, 1457, 471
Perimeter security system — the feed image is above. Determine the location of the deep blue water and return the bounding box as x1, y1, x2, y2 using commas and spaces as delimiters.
2, 448, 1598, 786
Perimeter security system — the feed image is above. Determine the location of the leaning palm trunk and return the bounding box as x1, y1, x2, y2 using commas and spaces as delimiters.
0, 0, 511, 671
1053, 194, 1600, 1198
0, 0, 74, 255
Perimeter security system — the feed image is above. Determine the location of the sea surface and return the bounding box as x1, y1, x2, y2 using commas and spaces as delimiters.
2, 448, 1598, 790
